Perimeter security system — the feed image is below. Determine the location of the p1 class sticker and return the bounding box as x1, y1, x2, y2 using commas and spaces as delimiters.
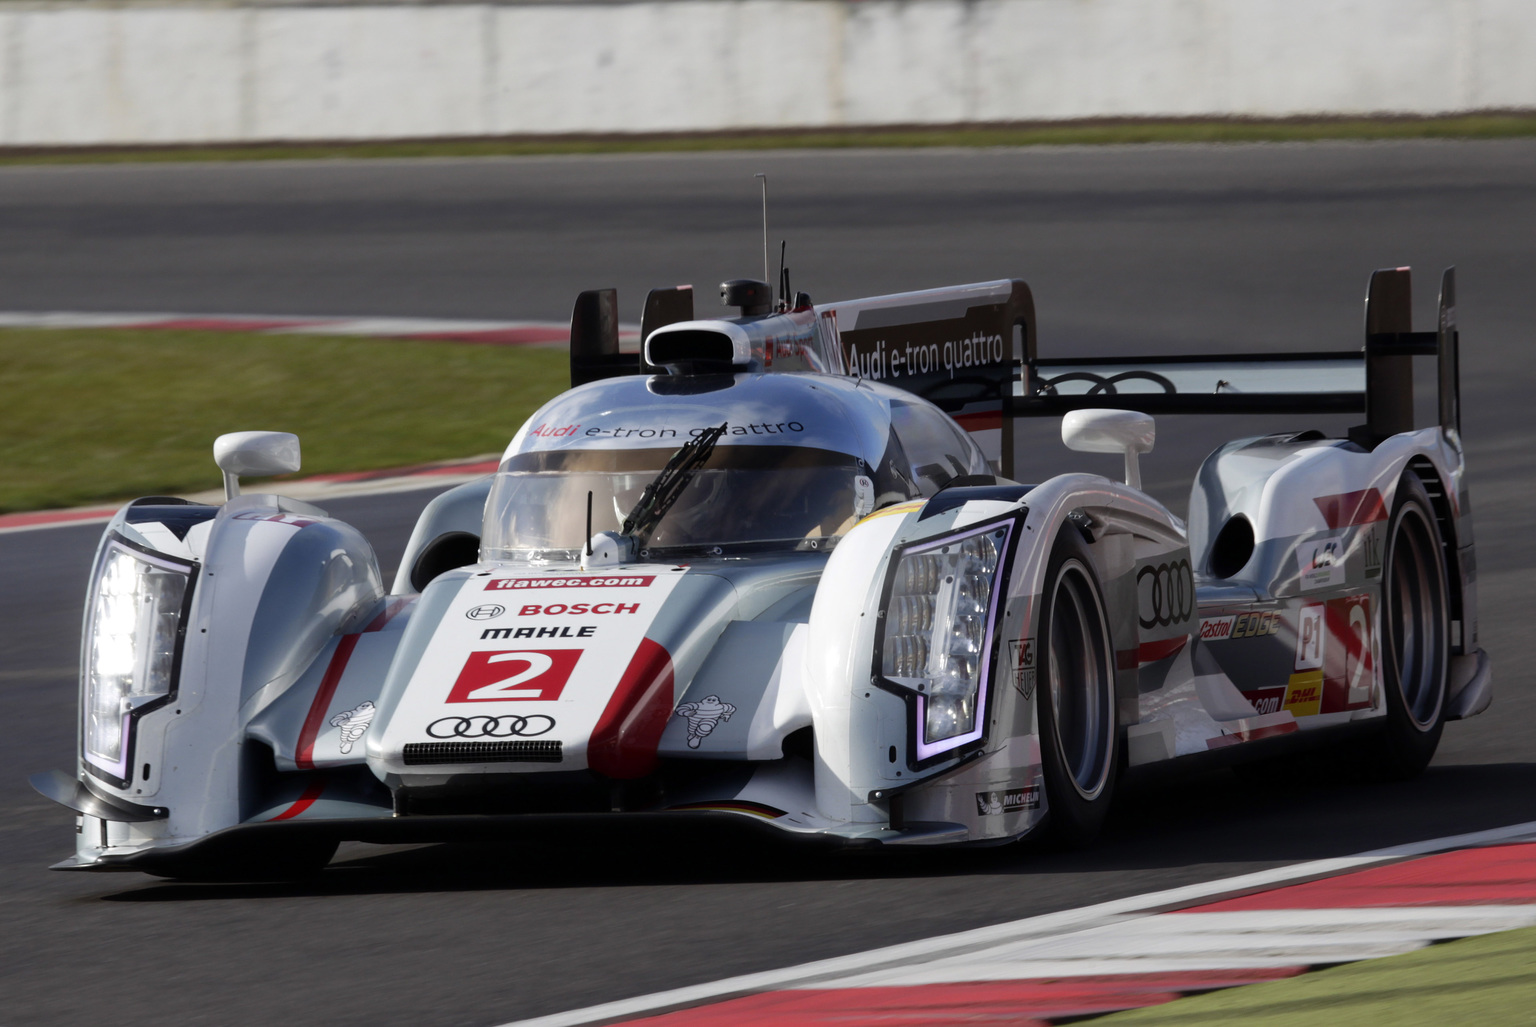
1295, 604, 1325, 671
853, 475, 876, 516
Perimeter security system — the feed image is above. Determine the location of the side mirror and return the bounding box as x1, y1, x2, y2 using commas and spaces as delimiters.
1061, 409, 1154, 490
214, 431, 301, 500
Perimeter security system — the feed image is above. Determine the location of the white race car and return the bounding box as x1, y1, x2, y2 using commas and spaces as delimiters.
33, 267, 1490, 877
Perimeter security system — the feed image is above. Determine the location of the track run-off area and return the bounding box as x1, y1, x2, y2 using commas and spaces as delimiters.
1, 141, 1534, 1026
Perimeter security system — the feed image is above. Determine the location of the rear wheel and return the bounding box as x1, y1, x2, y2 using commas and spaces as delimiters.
1371, 472, 1450, 779
1037, 531, 1118, 846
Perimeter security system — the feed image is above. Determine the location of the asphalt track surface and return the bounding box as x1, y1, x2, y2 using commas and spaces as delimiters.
2, 142, 1534, 1026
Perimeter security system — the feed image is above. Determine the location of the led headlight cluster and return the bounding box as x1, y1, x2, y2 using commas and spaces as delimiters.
82, 536, 195, 786
879, 518, 1013, 764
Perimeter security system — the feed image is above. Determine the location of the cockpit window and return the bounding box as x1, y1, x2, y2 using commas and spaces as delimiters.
482, 444, 899, 560
888, 397, 990, 494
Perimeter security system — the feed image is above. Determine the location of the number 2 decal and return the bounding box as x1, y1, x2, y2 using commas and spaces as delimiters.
447, 649, 583, 703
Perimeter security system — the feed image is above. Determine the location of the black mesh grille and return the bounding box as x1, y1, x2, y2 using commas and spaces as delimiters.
402, 741, 563, 765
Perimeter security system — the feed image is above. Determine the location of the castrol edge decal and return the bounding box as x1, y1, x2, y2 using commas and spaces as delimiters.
379, 569, 685, 772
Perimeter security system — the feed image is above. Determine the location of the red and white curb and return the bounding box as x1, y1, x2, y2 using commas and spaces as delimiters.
0, 308, 643, 535
503, 820, 1536, 1027
0, 454, 501, 536
0, 310, 640, 348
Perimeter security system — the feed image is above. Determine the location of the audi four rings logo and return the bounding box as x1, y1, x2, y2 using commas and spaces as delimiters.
466, 604, 506, 621
426, 715, 556, 738
1137, 559, 1194, 628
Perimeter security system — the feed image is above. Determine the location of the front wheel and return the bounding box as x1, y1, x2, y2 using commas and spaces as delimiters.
1036, 530, 1118, 846
1370, 471, 1451, 779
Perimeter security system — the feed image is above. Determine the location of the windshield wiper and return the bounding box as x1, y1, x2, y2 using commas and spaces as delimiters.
620, 421, 728, 548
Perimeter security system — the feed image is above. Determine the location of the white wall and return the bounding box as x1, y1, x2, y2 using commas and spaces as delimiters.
0, 0, 1531, 146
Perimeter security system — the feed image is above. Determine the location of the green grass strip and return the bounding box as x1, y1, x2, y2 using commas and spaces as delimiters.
1094, 923, 1536, 1026
3, 114, 1535, 165
0, 327, 569, 513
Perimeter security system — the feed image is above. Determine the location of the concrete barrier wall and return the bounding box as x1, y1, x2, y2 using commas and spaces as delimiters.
1, 0, 1533, 146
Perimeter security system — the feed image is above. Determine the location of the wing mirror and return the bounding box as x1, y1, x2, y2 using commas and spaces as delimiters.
1061, 409, 1155, 490
213, 431, 301, 500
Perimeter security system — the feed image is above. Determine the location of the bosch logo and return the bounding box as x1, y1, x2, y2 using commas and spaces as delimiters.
466, 604, 505, 621
1137, 559, 1194, 628
426, 715, 556, 739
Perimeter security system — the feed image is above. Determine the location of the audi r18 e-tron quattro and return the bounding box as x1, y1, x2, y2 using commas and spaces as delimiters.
33, 265, 1491, 877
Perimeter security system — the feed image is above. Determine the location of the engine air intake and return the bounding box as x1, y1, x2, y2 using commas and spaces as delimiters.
402, 741, 563, 765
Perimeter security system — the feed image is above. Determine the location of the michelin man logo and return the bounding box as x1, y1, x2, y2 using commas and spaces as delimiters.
674, 695, 736, 748
330, 700, 376, 754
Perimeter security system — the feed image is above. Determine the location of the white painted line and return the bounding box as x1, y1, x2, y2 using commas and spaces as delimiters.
0, 510, 118, 536
499, 819, 1536, 1027
815, 905, 1536, 986
0, 309, 643, 342
0, 463, 501, 536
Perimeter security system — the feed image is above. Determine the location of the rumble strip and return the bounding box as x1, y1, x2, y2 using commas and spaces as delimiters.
501, 820, 1536, 1027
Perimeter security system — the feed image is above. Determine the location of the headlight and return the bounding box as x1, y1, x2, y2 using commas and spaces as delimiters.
81, 535, 195, 786
878, 517, 1013, 764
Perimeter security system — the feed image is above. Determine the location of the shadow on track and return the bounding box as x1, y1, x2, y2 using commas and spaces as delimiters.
96, 761, 1536, 904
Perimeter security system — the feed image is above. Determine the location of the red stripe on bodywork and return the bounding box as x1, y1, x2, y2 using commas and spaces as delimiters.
1314, 488, 1387, 529
588, 638, 674, 779
269, 780, 327, 821
1186, 842, 1536, 911
613, 970, 1306, 1025
1205, 720, 1299, 749
294, 599, 411, 769
1137, 636, 1188, 664
363, 597, 411, 633
295, 634, 361, 770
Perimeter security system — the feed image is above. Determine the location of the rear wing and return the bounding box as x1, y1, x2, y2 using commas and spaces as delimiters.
816, 268, 1462, 476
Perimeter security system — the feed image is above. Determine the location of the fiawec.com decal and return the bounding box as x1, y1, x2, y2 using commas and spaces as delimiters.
975, 785, 1040, 816
447, 650, 583, 703
487, 575, 655, 591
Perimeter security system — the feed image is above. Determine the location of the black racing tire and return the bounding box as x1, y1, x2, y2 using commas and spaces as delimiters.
1036, 529, 1119, 846
1370, 471, 1451, 780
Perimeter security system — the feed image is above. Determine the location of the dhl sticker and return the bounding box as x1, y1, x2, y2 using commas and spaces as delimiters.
1283, 670, 1324, 717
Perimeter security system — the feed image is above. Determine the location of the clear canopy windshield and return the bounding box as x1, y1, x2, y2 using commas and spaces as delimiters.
483, 445, 863, 560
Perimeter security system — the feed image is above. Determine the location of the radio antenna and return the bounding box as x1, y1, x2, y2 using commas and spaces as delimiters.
754, 172, 769, 283
777, 240, 788, 309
